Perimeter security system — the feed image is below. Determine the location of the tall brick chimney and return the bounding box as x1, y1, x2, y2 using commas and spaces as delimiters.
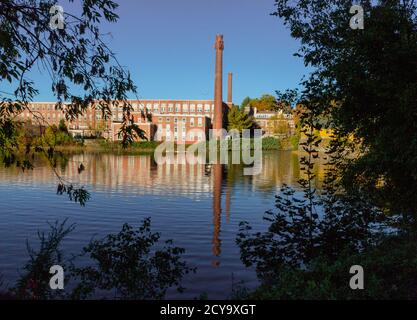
227, 72, 233, 105
213, 34, 224, 135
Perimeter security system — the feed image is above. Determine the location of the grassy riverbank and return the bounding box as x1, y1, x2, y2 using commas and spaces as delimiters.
55, 136, 300, 153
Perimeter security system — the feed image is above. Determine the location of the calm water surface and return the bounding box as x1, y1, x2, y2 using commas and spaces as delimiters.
0, 151, 311, 299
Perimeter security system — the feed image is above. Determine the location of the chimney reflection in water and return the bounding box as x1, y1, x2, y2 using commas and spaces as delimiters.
212, 163, 223, 267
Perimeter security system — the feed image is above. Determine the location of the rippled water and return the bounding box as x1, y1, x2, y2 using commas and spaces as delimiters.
0, 151, 311, 299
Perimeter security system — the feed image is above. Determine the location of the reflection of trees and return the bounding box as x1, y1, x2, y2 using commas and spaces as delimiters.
224, 151, 302, 193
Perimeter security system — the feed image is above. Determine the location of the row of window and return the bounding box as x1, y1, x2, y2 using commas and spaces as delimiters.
21, 113, 65, 120
22, 108, 211, 126
117, 103, 215, 114
256, 113, 294, 120
29, 103, 217, 114
29, 104, 57, 111
158, 133, 205, 142
255, 114, 275, 119
21, 113, 104, 121
164, 126, 205, 132
157, 117, 204, 126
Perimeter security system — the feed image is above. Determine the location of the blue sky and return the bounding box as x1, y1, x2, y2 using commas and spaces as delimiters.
21, 0, 308, 105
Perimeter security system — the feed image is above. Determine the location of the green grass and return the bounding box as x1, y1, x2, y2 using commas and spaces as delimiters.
53, 136, 300, 153
261, 137, 282, 150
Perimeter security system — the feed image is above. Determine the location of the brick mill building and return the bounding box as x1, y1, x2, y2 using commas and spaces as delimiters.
17, 35, 233, 144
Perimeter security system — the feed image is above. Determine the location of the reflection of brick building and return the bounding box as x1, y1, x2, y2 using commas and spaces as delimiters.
17, 35, 232, 144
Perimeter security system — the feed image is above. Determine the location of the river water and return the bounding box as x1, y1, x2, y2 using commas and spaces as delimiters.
0, 151, 314, 299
